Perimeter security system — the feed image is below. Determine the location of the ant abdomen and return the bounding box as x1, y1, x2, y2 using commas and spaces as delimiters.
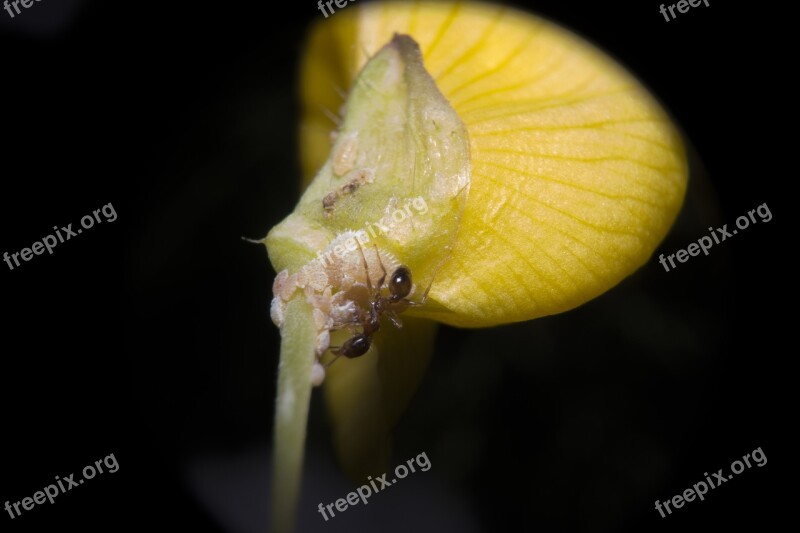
333, 333, 372, 358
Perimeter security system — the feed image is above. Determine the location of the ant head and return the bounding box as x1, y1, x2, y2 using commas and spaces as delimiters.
389, 266, 412, 301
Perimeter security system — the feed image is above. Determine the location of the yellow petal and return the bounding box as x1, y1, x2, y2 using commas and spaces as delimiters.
299, 1, 688, 327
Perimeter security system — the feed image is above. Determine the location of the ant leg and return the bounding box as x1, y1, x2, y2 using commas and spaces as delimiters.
324, 351, 344, 368
385, 310, 403, 329
325, 341, 350, 368
402, 297, 421, 308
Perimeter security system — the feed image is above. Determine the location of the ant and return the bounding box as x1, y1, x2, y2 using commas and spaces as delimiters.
326, 242, 421, 365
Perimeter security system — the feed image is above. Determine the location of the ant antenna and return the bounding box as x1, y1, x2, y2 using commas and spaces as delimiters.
355, 239, 375, 293
372, 243, 388, 290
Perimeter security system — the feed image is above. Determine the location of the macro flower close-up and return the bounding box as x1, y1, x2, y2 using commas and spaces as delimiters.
0, 2, 783, 533
262, 3, 690, 530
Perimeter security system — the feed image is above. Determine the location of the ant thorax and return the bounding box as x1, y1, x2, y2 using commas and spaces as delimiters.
270, 231, 415, 386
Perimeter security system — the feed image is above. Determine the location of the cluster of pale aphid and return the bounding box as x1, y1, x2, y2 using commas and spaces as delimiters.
270, 232, 422, 387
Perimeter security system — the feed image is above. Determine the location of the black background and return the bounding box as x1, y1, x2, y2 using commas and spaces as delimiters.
0, 1, 787, 532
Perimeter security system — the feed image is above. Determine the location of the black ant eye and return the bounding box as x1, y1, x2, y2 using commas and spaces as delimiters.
389, 266, 412, 299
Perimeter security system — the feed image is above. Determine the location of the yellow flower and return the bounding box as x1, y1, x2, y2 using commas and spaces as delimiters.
263, 3, 687, 530
297, 2, 686, 327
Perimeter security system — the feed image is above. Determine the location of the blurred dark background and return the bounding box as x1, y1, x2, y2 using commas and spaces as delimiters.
0, 1, 787, 532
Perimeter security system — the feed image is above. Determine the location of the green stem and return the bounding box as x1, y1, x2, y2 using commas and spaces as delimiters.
271, 295, 316, 533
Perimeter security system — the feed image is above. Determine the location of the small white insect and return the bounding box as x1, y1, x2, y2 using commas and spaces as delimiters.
332, 134, 358, 177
